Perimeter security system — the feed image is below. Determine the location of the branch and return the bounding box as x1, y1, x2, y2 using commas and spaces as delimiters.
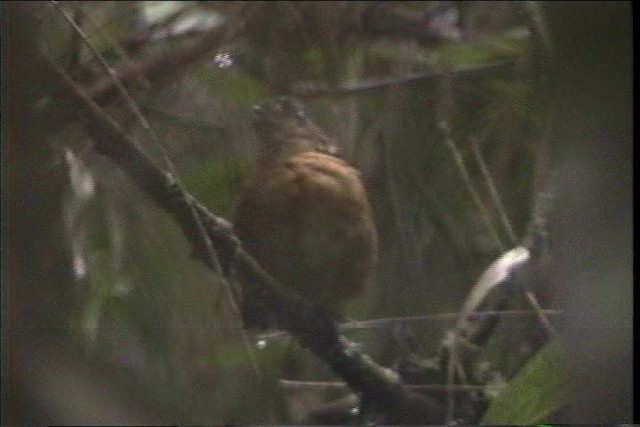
290, 61, 515, 98
43, 54, 444, 424
37, 23, 229, 132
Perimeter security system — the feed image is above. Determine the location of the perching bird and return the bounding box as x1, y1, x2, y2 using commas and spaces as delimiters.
232, 96, 378, 329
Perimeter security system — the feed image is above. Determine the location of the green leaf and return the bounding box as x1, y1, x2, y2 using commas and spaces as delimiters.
481, 339, 573, 424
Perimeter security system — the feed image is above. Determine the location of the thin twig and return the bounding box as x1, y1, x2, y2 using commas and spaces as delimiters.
279, 379, 496, 392
439, 121, 505, 252
293, 61, 514, 98
522, 287, 557, 336
470, 137, 518, 245
255, 309, 563, 341
37, 12, 230, 132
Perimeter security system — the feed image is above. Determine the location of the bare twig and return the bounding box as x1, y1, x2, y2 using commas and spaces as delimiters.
280, 379, 496, 392
470, 137, 518, 244
292, 61, 514, 98
257, 308, 563, 342
438, 120, 506, 252
37, 16, 231, 131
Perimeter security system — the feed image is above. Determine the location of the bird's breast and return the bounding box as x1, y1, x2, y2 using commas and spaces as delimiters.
233, 151, 377, 314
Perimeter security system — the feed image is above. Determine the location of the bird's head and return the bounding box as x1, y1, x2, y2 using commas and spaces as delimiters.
252, 96, 341, 164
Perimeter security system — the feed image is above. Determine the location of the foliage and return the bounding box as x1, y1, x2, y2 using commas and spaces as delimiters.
481, 340, 573, 424
10, 1, 568, 424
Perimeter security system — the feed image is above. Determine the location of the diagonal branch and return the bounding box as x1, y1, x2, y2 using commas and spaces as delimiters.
37, 22, 231, 132
43, 53, 445, 424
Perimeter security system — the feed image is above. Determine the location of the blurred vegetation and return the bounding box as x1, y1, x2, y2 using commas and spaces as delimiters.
3, 1, 631, 424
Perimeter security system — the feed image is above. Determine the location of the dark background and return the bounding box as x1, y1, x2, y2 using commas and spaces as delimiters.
2, 1, 632, 424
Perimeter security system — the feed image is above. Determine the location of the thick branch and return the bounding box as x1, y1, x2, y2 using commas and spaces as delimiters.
44, 54, 443, 423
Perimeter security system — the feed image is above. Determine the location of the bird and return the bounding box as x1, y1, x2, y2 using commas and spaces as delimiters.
232, 96, 378, 330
